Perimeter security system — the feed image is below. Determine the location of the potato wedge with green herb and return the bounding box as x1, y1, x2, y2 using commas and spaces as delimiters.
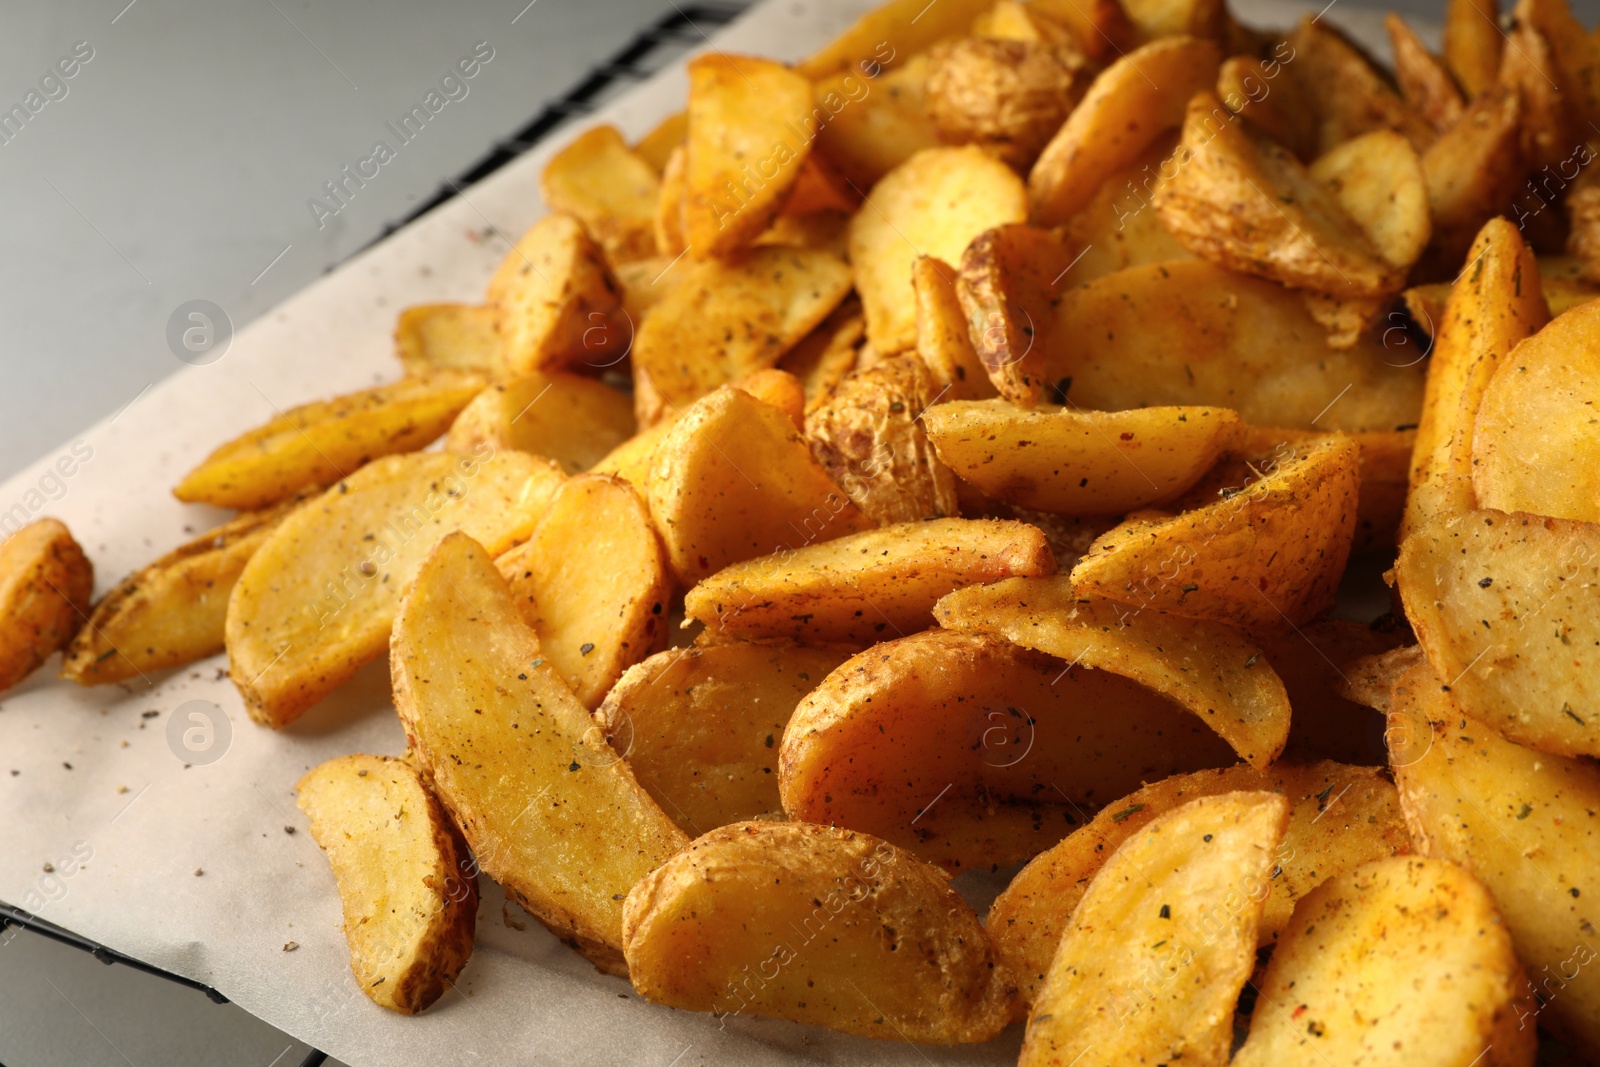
445, 373, 634, 474
495, 474, 669, 709
990, 762, 1408, 1007
173, 370, 486, 511
392, 532, 687, 974
0, 518, 92, 694
780, 629, 1237, 871
62, 499, 300, 685
935, 578, 1291, 768
227, 449, 563, 727
296, 754, 476, 1015
622, 820, 1014, 1041
541, 124, 660, 264
488, 213, 624, 376
595, 642, 853, 834
686, 517, 1054, 646
1019, 791, 1289, 1067
394, 304, 503, 376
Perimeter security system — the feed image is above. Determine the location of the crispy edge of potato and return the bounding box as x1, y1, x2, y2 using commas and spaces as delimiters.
1420, 86, 1526, 269
795, 0, 995, 79
0, 517, 92, 693
956, 223, 1078, 407
912, 256, 998, 402
296, 753, 477, 1015
633, 110, 686, 173
444, 372, 635, 475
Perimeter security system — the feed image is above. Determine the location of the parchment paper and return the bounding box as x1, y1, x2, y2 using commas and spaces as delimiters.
0, 2, 1403, 1063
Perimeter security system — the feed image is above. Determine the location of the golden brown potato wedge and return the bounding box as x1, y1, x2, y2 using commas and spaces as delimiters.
1030, 0, 1138, 63
1396, 507, 1600, 758
630, 246, 852, 426
1057, 135, 1195, 287
1234, 855, 1535, 1067
1121, 0, 1226, 41
795, 0, 992, 79
487, 213, 624, 376
811, 54, 942, 191
683, 54, 814, 257
1261, 618, 1405, 764
226, 449, 563, 727
61, 499, 299, 685
393, 303, 503, 376
610, 252, 683, 325
1028, 36, 1222, 226
911, 256, 995, 401
991, 762, 1408, 1008
1387, 14, 1466, 133
632, 110, 685, 173
652, 143, 687, 258
1444, 0, 1503, 99
935, 578, 1291, 768
595, 642, 853, 834
777, 297, 864, 413
1287, 17, 1434, 154
392, 532, 687, 973
495, 474, 669, 709
1156, 92, 1400, 298
803, 353, 958, 524
540, 124, 660, 264
923, 36, 1083, 169
850, 146, 1028, 355
1309, 129, 1432, 274
956, 223, 1079, 406
686, 517, 1055, 646
1069, 435, 1359, 631
1473, 299, 1600, 521
173, 370, 486, 511
1511, 0, 1600, 155
1422, 87, 1526, 268
1404, 218, 1546, 539
296, 754, 476, 1015
779, 628, 1238, 871
1338, 642, 1427, 713
622, 821, 1014, 1041
923, 400, 1241, 516
1388, 663, 1600, 1056
646, 386, 872, 586
444, 372, 634, 474
1019, 791, 1289, 1067
0, 518, 91, 694
1216, 50, 1317, 162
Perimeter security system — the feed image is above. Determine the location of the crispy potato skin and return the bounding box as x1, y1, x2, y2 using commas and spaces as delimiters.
622, 820, 1015, 1042
61, 499, 299, 685
1019, 791, 1289, 1067
989, 762, 1409, 1010
1287, 18, 1435, 155
0, 518, 92, 694
796, 0, 993, 80
956, 223, 1079, 406
1235, 855, 1536, 1067
923, 37, 1083, 168
296, 754, 477, 1015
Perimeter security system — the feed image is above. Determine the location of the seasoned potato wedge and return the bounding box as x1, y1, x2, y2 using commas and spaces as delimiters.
777, 298, 863, 413
1029, 36, 1222, 226
296, 754, 476, 1015
1030, 0, 1138, 62
936, 578, 1290, 768
1287, 17, 1433, 154
1057, 135, 1194, 287
1230, 425, 1414, 552
923, 401, 1241, 515
646, 386, 872, 585
796, 0, 992, 79
1404, 219, 1546, 538
226, 450, 563, 727
683, 54, 813, 256
392, 532, 687, 973
993, 763, 1406, 1008
811, 54, 942, 190
61, 500, 298, 685
780, 629, 1238, 871
1217, 52, 1318, 162
622, 821, 1014, 1041
1309, 129, 1432, 274
393, 303, 503, 376
444, 372, 634, 474
1261, 619, 1404, 764
1156, 92, 1399, 298
956, 223, 1079, 406
632, 110, 685, 173
1234, 856, 1535, 1067
495, 475, 668, 709
540, 124, 660, 263
1388, 663, 1600, 1056
804, 354, 958, 524
1069, 435, 1359, 630
173, 371, 486, 511
1396, 507, 1600, 758
0, 518, 92, 694
1473, 299, 1600, 522
630, 246, 851, 426
1443, 0, 1503, 98
1421, 87, 1525, 267
1387, 14, 1466, 133
595, 642, 853, 834
911, 256, 994, 401
487, 213, 624, 376
686, 517, 1055, 646
850, 146, 1028, 355
1019, 791, 1289, 1067
923, 36, 1083, 169
652, 143, 687, 258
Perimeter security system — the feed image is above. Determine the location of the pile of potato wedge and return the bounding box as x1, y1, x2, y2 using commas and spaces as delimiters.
7, 0, 1600, 1060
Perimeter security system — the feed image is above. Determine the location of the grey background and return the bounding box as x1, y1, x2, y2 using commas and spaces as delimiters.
0, 0, 1595, 1065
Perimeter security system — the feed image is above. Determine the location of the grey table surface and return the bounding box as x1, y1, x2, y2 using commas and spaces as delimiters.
0, 0, 1594, 1065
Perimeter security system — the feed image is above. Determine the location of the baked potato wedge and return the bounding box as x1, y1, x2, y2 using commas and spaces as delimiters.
1287, 17, 1434, 154
296, 753, 476, 1015
1443, 0, 1503, 98
173, 370, 486, 511
622, 820, 1014, 1042
0, 517, 92, 694
226, 449, 563, 727
1421, 86, 1525, 268
923, 36, 1084, 169
956, 223, 1079, 406
1019, 791, 1289, 1067
444, 372, 634, 474
811, 54, 942, 190
1387, 14, 1466, 133
540, 124, 660, 263
911, 256, 994, 401
393, 303, 503, 376
487, 213, 625, 376
632, 110, 685, 173
795, 0, 992, 78
392, 532, 687, 973
1309, 128, 1432, 275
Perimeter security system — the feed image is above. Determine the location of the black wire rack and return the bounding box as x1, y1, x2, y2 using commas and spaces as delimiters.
0, 5, 745, 1066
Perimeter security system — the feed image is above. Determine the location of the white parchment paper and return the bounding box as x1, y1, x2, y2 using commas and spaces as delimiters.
0, 2, 1401, 1063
